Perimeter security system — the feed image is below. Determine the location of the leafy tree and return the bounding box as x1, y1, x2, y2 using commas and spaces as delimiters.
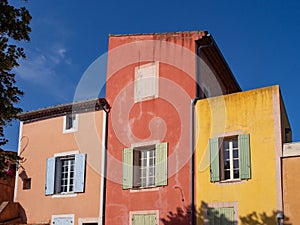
0, 0, 31, 146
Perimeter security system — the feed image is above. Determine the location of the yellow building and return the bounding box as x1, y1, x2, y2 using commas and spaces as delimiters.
195, 85, 291, 224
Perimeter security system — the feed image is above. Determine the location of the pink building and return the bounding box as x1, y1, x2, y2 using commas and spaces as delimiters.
14, 98, 109, 225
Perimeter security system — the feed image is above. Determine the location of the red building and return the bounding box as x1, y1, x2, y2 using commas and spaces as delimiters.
104, 31, 240, 225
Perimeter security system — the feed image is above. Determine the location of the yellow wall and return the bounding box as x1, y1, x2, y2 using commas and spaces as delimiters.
15, 111, 105, 225
195, 85, 284, 224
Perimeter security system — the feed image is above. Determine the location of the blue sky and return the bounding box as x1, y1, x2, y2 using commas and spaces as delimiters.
4, 0, 300, 151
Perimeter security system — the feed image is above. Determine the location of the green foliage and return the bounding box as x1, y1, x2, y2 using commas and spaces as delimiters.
0, 0, 31, 145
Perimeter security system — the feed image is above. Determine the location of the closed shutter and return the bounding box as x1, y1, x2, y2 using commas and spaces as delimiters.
132, 214, 156, 225
220, 207, 234, 225
74, 153, 86, 193
132, 214, 144, 225
145, 214, 156, 225
208, 208, 217, 225
122, 147, 133, 189
209, 138, 220, 182
52, 216, 73, 225
45, 157, 56, 195
155, 142, 168, 186
208, 207, 234, 225
239, 134, 251, 179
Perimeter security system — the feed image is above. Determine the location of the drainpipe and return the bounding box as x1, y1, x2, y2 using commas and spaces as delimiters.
190, 35, 213, 225
99, 100, 110, 225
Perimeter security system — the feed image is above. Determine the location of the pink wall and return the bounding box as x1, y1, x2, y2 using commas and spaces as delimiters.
15, 111, 105, 224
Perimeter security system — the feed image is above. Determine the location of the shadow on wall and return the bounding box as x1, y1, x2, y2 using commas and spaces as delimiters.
160, 202, 291, 225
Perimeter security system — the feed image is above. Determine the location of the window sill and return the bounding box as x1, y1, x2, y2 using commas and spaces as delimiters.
63, 128, 78, 134
51, 193, 77, 198
129, 187, 159, 193
215, 179, 245, 186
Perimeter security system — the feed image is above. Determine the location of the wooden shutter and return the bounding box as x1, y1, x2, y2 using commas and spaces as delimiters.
220, 207, 234, 224
45, 157, 56, 195
122, 147, 133, 189
239, 134, 251, 179
208, 207, 234, 225
74, 153, 86, 193
132, 214, 156, 225
209, 138, 220, 182
155, 142, 168, 186
52, 216, 73, 225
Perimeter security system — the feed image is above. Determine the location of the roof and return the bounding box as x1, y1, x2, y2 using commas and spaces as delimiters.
18, 98, 109, 124
109, 30, 206, 37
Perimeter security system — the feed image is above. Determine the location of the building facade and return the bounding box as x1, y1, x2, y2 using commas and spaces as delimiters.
104, 31, 240, 225
14, 99, 109, 225
195, 86, 291, 224
282, 142, 300, 224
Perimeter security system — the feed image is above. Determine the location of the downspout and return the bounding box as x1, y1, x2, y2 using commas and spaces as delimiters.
13, 121, 23, 202
190, 35, 213, 225
190, 98, 200, 225
99, 100, 110, 225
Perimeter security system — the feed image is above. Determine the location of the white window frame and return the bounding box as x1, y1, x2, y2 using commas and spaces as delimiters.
139, 148, 156, 188
63, 114, 78, 133
221, 137, 240, 181
60, 155, 75, 193
51, 214, 74, 225
129, 210, 159, 225
134, 61, 159, 103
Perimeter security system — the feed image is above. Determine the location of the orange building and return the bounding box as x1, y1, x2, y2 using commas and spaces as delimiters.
14, 98, 109, 225
282, 142, 300, 224
104, 31, 241, 225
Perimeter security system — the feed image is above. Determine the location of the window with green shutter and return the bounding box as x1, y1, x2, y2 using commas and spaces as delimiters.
208, 207, 234, 225
132, 214, 156, 225
122, 142, 168, 190
209, 134, 251, 182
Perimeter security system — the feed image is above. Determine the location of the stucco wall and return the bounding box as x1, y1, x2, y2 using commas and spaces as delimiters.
195, 85, 283, 224
15, 111, 105, 225
282, 143, 300, 224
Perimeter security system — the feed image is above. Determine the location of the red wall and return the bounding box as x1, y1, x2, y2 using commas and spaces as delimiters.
105, 32, 206, 225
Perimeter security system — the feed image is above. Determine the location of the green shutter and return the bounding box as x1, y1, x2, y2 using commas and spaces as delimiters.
239, 134, 251, 179
132, 214, 156, 225
219, 207, 234, 225
208, 208, 217, 225
144, 214, 156, 225
155, 142, 168, 186
132, 214, 144, 225
122, 147, 133, 189
210, 138, 220, 182
208, 207, 234, 225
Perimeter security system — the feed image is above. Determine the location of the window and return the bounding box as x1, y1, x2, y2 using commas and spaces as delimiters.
122, 142, 168, 190
208, 207, 234, 225
45, 153, 86, 195
132, 214, 156, 225
52, 214, 74, 225
130, 211, 158, 225
60, 155, 75, 193
134, 62, 159, 103
210, 134, 251, 182
63, 114, 78, 133
23, 178, 31, 190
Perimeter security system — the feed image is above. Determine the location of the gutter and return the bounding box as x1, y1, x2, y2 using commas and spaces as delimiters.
99, 101, 110, 225
190, 35, 213, 225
